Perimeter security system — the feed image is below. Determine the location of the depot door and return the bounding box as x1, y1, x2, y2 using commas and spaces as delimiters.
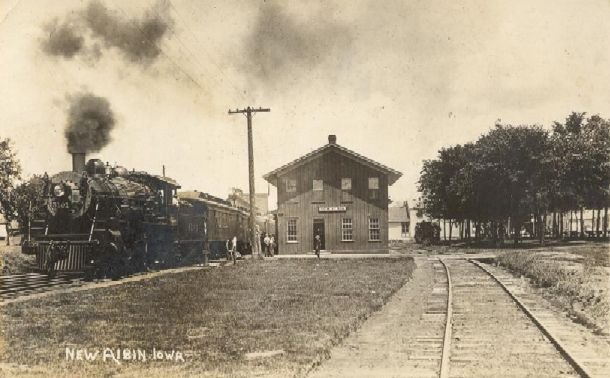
313, 219, 325, 250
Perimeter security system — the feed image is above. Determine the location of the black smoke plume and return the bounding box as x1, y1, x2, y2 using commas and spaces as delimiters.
83, 1, 170, 64
42, 19, 84, 58
65, 93, 115, 153
242, 3, 352, 87
41, 1, 171, 65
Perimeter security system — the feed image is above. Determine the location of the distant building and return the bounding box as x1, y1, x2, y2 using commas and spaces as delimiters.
0, 214, 7, 240
227, 188, 269, 216
264, 135, 402, 254
389, 202, 410, 241
227, 188, 275, 235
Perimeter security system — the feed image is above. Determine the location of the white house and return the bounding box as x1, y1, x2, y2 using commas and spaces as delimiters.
0, 214, 7, 240
388, 204, 410, 241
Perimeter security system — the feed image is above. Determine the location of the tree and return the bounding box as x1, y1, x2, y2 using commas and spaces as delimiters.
551, 113, 610, 238
419, 144, 476, 243
11, 175, 46, 236
418, 124, 555, 245
0, 138, 22, 244
419, 159, 447, 220
580, 116, 610, 237
419, 112, 609, 246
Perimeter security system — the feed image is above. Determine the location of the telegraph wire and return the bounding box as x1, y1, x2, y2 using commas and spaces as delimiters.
166, 0, 249, 102
113, 4, 210, 94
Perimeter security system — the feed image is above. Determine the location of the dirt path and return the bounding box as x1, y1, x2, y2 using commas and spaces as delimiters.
308, 257, 440, 378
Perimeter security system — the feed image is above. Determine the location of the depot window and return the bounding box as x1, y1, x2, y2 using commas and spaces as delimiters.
369, 218, 380, 241
341, 178, 352, 202
313, 179, 323, 191
285, 179, 297, 193
313, 179, 324, 202
342, 218, 353, 241
368, 177, 379, 200
287, 218, 298, 242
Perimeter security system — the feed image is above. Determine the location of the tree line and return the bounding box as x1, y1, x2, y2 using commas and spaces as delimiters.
418, 112, 610, 245
0, 138, 46, 245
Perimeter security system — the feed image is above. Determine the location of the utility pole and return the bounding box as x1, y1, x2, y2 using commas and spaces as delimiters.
228, 106, 270, 259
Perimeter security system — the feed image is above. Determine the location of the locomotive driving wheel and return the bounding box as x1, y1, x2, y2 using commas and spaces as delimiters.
103, 254, 128, 280
177, 243, 198, 266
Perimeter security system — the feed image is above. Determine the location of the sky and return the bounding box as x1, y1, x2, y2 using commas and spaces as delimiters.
1, 0, 610, 209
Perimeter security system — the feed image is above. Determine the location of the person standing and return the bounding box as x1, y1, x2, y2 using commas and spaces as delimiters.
263, 234, 271, 257
225, 238, 232, 257
231, 235, 238, 264
314, 233, 321, 259
269, 235, 276, 257
226, 237, 236, 265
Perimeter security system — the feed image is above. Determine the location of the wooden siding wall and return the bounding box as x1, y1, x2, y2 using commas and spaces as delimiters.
276, 150, 389, 254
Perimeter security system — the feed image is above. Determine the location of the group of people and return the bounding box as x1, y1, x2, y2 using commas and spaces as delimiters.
225, 232, 277, 263
261, 232, 277, 257
225, 232, 322, 261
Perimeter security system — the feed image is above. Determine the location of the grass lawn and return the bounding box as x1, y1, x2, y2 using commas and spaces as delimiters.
528, 241, 610, 267
495, 242, 609, 333
0, 257, 414, 378
395, 238, 610, 262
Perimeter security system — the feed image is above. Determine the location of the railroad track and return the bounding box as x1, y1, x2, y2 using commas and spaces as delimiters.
0, 273, 85, 302
0, 260, 233, 304
394, 259, 449, 376
431, 258, 609, 378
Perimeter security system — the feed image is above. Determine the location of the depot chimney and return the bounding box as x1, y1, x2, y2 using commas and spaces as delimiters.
328, 135, 337, 144
72, 152, 86, 173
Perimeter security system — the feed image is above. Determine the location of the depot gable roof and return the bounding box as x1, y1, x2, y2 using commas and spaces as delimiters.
263, 136, 402, 186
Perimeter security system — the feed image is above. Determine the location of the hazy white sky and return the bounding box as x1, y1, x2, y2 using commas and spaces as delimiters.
2, 0, 610, 208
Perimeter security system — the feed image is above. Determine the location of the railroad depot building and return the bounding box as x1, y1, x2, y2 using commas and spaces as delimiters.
263, 135, 402, 254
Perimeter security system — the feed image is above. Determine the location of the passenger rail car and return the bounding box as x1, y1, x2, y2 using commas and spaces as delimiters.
178, 191, 251, 259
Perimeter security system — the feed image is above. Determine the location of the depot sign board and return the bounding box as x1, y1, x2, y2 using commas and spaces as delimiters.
318, 206, 347, 213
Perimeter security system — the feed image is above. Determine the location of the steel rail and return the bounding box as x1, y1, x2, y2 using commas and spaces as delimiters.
438, 258, 453, 378
469, 259, 593, 378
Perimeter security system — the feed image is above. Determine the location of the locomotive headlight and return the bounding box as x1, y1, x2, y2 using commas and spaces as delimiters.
53, 184, 65, 197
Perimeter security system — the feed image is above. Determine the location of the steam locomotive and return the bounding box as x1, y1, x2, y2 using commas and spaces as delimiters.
22, 157, 251, 278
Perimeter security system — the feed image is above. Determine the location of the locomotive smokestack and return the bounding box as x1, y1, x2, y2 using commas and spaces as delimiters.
72, 152, 86, 172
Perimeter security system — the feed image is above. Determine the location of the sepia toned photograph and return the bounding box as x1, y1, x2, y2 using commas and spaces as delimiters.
0, 1, 609, 377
